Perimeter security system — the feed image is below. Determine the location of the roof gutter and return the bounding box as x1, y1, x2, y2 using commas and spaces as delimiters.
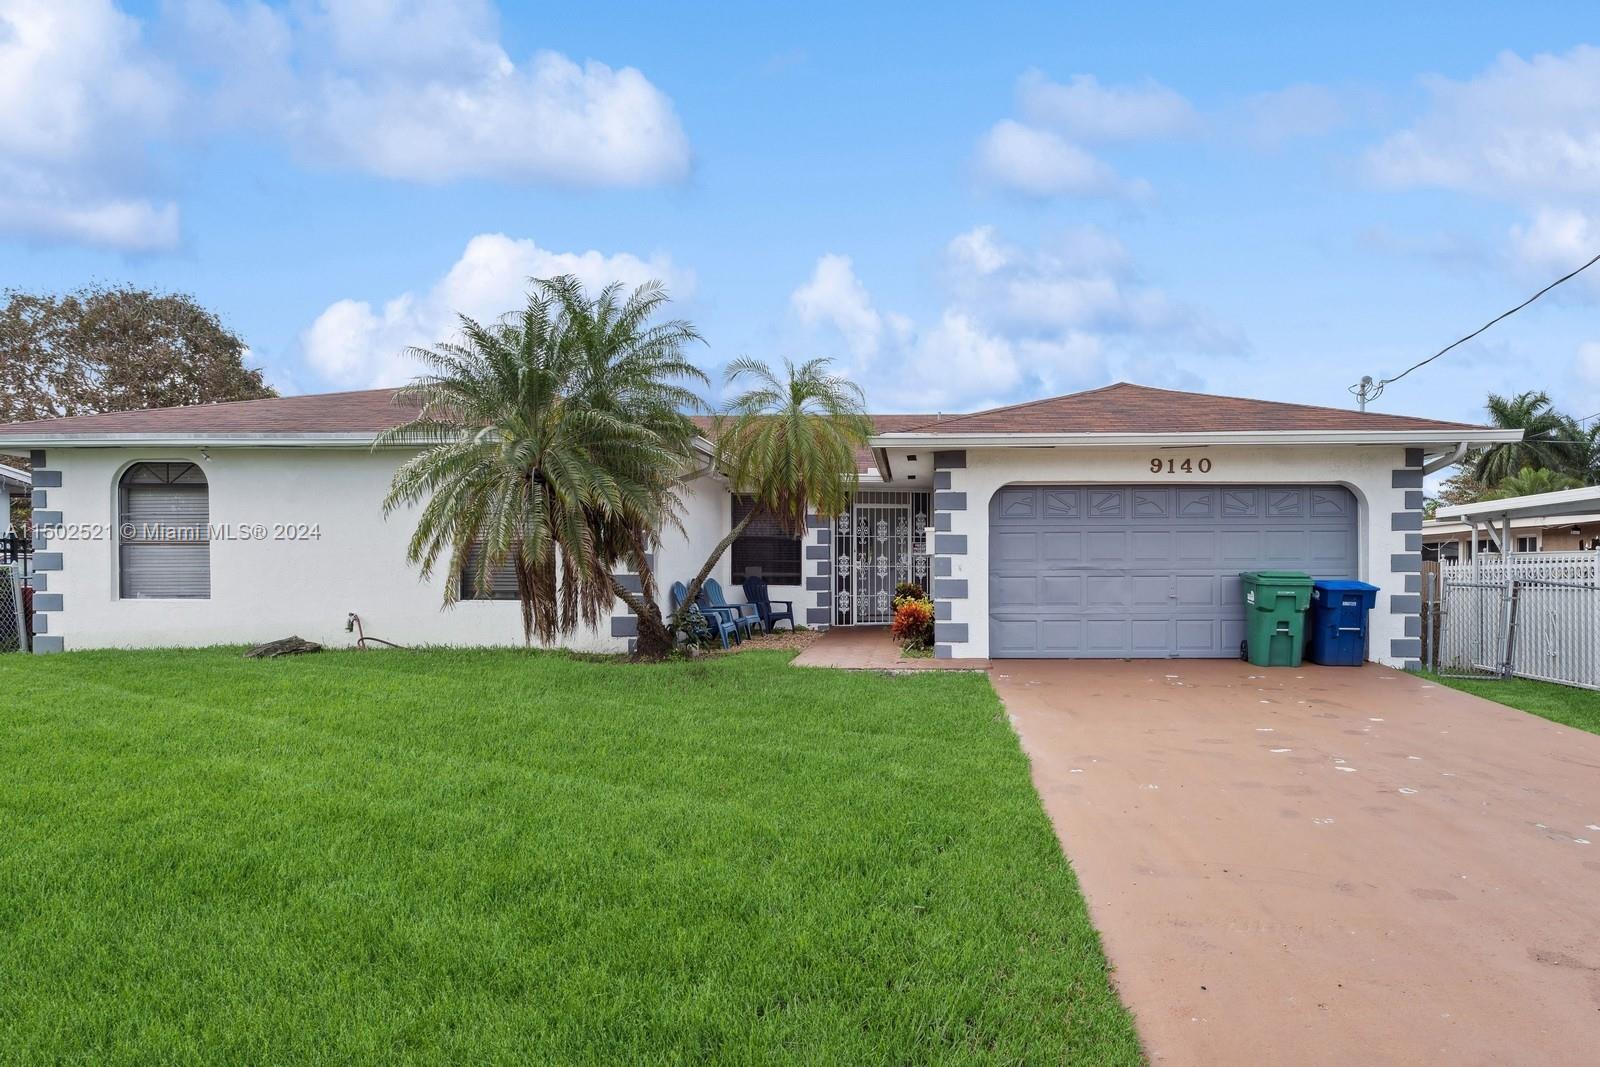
872, 428, 1522, 448
1422, 441, 1470, 475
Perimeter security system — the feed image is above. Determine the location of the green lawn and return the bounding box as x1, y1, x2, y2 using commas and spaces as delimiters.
1427, 671, 1600, 736
0, 648, 1139, 1065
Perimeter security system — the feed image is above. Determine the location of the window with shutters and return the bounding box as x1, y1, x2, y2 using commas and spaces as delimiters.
459, 541, 520, 600
730, 495, 801, 585
118, 462, 210, 599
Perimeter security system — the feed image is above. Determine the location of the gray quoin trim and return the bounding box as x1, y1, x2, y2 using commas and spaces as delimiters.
1387, 450, 1427, 670
1390, 468, 1422, 489
934, 557, 951, 577
933, 471, 952, 490
807, 512, 832, 629
610, 616, 637, 638
806, 607, 831, 625
934, 622, 968, 643
934, 534, 967, 555
935, 600, 952, 620
29, 453, 60, 653
932, 451, 967, 470
933, 492, 966, 511
934, 643, 954, 659
934, 579, 968, 599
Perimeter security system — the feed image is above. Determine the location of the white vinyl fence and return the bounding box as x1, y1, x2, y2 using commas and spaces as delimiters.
1431, 554, 1600, 689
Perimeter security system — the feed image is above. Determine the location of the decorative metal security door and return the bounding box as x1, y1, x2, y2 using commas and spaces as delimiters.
834, 491, 932, 625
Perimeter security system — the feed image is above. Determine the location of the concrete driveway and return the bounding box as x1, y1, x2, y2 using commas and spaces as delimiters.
993, 660, 1600, 1066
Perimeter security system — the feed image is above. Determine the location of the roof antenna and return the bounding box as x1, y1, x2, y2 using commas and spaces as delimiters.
1351, 375, 1378, 412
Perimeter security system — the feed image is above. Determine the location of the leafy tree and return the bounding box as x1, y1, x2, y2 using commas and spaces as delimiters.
1481, 466, 1584, 500
0, 285, 275, 425
1471, 391, 1585, 485
622, 356, 873, 656
379, 276, 706, 648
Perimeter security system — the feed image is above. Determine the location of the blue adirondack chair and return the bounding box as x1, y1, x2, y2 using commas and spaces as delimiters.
671, 581, 739, 649
741, 576, 796, 633
702, 578, 762, 640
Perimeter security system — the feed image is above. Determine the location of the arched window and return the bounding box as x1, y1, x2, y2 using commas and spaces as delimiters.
118, 462, 210, 599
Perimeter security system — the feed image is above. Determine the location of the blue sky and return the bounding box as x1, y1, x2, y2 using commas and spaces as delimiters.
4, 1, 1600, 426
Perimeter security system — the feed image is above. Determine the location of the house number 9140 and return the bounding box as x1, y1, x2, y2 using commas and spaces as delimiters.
1150, 457, 1212, 474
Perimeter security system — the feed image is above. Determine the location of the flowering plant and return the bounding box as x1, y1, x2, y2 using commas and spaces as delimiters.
890, 596, 935, 649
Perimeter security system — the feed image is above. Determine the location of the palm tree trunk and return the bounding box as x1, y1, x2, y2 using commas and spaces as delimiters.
674, 510, 758, 630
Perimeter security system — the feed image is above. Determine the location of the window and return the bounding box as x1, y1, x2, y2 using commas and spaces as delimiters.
459, 542, 519, 600
730, 495, 801, 585
118, 462, 209, 599
1475, 539, 1500, 555
1515, 536, 1539, 553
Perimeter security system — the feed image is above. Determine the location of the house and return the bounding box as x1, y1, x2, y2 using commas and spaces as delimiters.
2, 463, 30, 527
1423, 511, 1600, 561
1429, 485, 1600, 563
0, 382, 1517, 666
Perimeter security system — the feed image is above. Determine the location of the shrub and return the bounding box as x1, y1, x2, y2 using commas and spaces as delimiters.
890, 597, 935, 649
895, 581, 925, 602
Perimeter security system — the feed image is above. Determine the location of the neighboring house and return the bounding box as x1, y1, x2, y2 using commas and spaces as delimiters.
1423, 514, 1600, 561
0, 382, 1516, 666
1, 463, 30, 523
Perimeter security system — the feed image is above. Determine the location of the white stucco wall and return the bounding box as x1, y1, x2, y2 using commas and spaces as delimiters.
34, 446, 738, 653
933, 444, 1421, 666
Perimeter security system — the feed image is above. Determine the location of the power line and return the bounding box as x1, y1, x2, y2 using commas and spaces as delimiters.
1351, 251, 1600, 410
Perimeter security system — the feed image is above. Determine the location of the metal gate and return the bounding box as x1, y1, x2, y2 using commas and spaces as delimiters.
0, 563, 27, 654
833, 491, 931, 625
1429, 571, 1600, 689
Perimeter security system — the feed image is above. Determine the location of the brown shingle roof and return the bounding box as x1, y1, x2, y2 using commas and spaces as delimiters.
883, 382, 1484, 434
0, 381, 1486, 447
0, 388, 419, 437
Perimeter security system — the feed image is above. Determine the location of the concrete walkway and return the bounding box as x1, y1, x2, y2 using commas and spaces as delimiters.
789, 626, 990, 670
992, 660, 1600, 1065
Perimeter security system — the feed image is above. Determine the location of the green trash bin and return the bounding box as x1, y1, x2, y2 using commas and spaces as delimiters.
1239, 571, 1314, 667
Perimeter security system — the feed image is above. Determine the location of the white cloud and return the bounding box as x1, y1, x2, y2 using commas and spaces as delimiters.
790, 225, 1237, 409
1015, 70, 1196, 142
176, 0, 690, 186
974, 70, 1190, 201
1367, 46, 1600, 197
790, 254, 884, 358
974, 120, 1147, 200
0, 0, 180, 250
302, 233, 693, 386
1508, 207, 1600, 288
1239, 84, 1349, 146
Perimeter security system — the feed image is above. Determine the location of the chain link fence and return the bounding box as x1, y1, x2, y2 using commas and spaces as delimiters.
0, 563, 26, 654
1428, 570, 1600, 690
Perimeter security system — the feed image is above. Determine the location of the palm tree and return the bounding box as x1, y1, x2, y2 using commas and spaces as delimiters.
616, 356, 874, 656
1481, 465, 1583, 500
378, 276, 706, 646
1472, 391, 1585, 485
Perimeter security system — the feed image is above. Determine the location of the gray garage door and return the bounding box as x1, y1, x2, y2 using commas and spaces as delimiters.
988, 484, 1358, 659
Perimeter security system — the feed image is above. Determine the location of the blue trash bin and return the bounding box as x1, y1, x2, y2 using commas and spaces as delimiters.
1308, 580, 1380, 666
